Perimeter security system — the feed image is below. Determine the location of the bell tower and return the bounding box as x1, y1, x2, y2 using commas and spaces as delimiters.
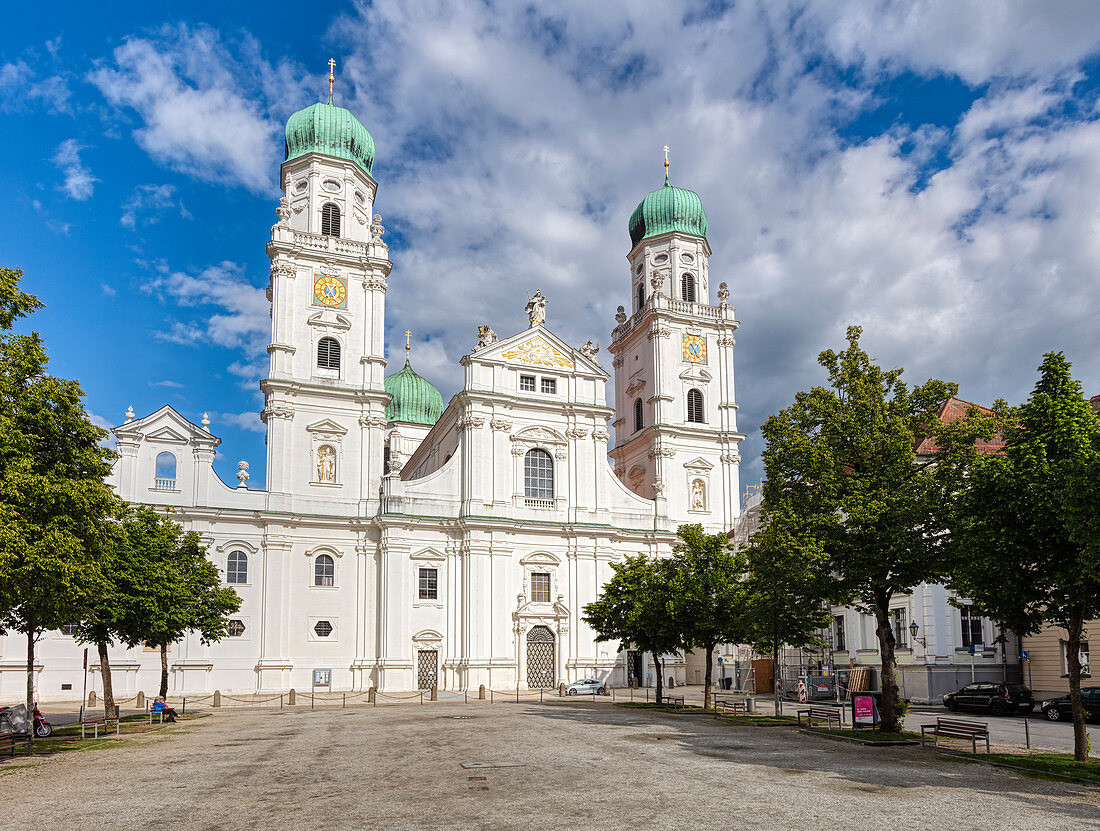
262, 62, 391, 514
608, 154, 744, 531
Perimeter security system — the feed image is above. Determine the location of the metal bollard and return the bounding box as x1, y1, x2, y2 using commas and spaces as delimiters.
430, 685, 438, 701
1025, 717, 1031, 749
516, 688, 519, 704
420, 690, 424, 705
491, 689, 494, 703
343, 693, 346, 708
465, 689, 468, 704
540, 688, 544, 703
182, 698, 186, 716
280, 694, 284, 709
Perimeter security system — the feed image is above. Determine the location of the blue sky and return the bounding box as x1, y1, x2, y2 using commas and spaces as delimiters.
4, 1, 1100, 491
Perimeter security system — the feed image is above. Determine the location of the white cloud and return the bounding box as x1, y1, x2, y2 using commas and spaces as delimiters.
0, 60, 71, 114
100, 283, 117, 296
52, 139, 97, 200
120, 183, 183, 228
140, 260, 268, 355
88, 25, 308, 194
151, 380, 183, 388
216, 411, 265, 433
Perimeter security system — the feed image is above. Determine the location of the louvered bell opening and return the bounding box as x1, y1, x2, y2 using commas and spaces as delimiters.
687, 388, 704, 423
681, 274, 696, 303
321, 203, 341, 237
317, 337, 341, 370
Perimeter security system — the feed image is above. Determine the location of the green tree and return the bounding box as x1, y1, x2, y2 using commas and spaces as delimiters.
760, 326, 985, 732
667, 525, 749, 710
951, 353, 1100, 761
0, 267, 119, 744
740, 510, 833, 715
582, 554, 681, 704
119, 509, 240, 698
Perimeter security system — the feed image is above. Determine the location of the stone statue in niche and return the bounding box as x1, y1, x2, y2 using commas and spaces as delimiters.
691, 478, 706, 511
317, 445, 337, 482
525, 288, 547, 327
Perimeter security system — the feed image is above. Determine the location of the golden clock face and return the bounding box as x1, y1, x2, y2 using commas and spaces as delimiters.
313, 275, 347, 308
682, 334, 707, 363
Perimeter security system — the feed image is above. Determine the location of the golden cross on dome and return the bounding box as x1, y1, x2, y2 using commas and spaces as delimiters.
405, 329, 411, 358
328, 58, 336, 103
663, 145, 670, 182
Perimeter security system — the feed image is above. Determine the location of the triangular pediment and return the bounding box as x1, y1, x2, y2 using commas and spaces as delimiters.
466, 325, 607, 378
113, 405, 220, 447
306, 418, 348, 435
683, 457, 714, 471
307, 311, 352, 330
679, 366, 713, 382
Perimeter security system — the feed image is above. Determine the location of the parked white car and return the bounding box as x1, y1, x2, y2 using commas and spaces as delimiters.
565, 679, 607, 696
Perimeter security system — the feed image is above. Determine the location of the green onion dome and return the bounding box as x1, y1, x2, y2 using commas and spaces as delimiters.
384, 360, 444, 426
628, 180, 708, 248
285, 101, 375, 176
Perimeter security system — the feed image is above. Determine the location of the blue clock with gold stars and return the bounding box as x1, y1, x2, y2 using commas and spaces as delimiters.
682, 334, 706, 363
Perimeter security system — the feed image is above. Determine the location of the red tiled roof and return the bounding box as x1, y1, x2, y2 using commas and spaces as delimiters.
914, 397, 1006, 457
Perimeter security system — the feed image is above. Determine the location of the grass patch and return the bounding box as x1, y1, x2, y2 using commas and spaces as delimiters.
715, 714, 799, 727
962, 752, 1100, 784
616, 703, 714, 714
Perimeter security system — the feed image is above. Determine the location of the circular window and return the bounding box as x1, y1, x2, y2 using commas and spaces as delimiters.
680, 252, 694, 263
227, 620, 246, 637
294, 180, 307, 194
653, 253, 668, 265
314, 620, 333, 638
322, 179, 341, 192
354, 191, 365, 206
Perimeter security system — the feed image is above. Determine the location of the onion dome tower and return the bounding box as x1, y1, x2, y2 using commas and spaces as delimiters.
384, 336, 443, 426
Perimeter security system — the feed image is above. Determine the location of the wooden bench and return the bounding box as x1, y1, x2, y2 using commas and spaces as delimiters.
0, 731, 28, 758
663, 695, 686, 707
80, 713, 119, 740
920, 717, 990, 754
797, 707, 842, 729
714, 698, 748, 714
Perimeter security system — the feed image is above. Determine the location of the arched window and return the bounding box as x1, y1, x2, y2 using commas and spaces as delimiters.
681, 273, 696, 303
523, 448, 554, 501
321, 203, 341, 237
633, 398, 644, 433
687, 388, 704, 423
635, 283, 645, 312
154, 452, 176, 489
227, 550, 248, 584
317, 337, 341, 370
314, 554, 335, 586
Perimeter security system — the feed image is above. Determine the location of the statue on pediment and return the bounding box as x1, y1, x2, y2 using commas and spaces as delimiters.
525, 288, 547, 327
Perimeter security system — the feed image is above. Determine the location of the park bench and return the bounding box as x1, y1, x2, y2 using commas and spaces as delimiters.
714, 698, 748, 714
149, 703, 164, 724
796, 707, 842, 729
80, 712, 119, 740
0, 731, 28, 757
920, 717, 990, 754
663, 695, 686, 707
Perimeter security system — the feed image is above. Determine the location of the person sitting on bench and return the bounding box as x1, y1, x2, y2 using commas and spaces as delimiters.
153, 696, 177, 723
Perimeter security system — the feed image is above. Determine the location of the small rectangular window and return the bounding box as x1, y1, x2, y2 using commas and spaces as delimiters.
419, 567, 438, 600
519, 375, 536, 392
530, 572, 551, 603
541, 378, 556, 394
1063, 640, 1091, 677
960, 605, 983, 647
891, 608, 908, 648
833, 615, 846, 651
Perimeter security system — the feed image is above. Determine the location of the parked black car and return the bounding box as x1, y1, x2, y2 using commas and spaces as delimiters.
943, 682, 1034, 715
1040, 687, 1100, 722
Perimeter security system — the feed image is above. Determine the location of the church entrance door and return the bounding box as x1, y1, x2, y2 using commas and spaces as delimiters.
626, 650, 643, 686
526, 626, 555, 688
417, 650, 438, 689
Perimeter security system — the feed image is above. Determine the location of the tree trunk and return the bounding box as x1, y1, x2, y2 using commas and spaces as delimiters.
25, 625, 35, 752
98, 640, 116, 721
653, 652, 664, 705
703, 641, 715, 710
159, 644, 169, 699
772, 642, 781, 716
872, 590, 900, 733
1065, 612, 1089, 762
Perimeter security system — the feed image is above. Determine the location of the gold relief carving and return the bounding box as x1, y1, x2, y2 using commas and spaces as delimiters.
500, 336, 575, 369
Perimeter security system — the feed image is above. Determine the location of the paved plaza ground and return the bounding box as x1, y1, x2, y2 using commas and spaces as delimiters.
1, 700, 1098, 831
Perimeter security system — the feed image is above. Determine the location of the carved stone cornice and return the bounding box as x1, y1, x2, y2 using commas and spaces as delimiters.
490, 418, 513, 432
457, 415, 485, 431
261, 405, 295, 422
591, 428, 610, 442
359, 414, 387, 428
566, 427, 589, 440
717, 336, 736, 347
647, 325, 672, 341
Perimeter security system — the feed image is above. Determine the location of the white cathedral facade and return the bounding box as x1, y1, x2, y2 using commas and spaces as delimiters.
4, 95, 744, 701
